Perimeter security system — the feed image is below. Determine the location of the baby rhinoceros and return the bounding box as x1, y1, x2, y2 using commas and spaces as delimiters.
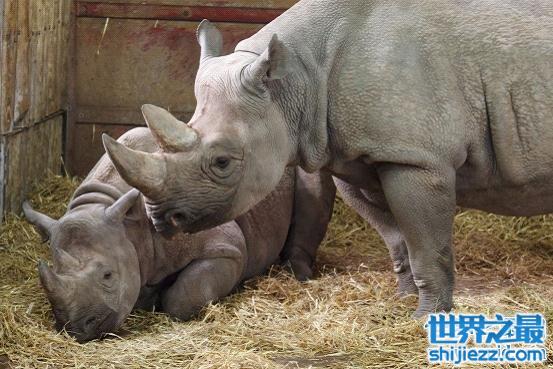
23, 127, 335, 343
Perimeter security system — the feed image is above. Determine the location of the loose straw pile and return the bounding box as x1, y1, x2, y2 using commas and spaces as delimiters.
1, 175, 551, 368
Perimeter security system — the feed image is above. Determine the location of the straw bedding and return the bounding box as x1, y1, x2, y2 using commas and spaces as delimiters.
1, 175, 552, 368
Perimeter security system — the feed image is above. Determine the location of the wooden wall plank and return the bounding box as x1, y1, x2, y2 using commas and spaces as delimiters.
3, 116, 63, 213
1, 1, 71, 218
28, 0, 39, 124
0, 0, 18, 133
0, 1, 4, 130
46, 0, 54, 117
38, 0, 46, 122
77, 0, 298, 8
13, 0, 30, 128
54, 0, 63, 111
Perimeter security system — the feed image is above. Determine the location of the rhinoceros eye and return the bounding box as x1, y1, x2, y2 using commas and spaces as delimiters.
103, 271, 112, 280
214, 156, 230, 169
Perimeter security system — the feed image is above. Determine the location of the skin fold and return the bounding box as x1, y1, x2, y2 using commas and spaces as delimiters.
24, 127, 335, 342
104, 1, 553, 317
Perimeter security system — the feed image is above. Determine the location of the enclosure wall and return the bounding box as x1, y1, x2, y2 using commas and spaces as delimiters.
0, 0, 71, 222
67, 0, 297, 176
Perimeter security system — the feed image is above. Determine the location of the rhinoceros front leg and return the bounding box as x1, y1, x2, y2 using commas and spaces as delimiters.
378, 164, 456, 317
160, 253, 243, 320
334, 178, 418, 296
280, 169, 336, 281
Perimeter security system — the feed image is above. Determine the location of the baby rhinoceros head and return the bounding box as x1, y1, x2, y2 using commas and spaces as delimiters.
23, 190, 142, 343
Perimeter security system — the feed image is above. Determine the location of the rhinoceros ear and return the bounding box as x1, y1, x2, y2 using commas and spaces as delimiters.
105, 188, 141, 223
197, 19, 223, 63
244, 34, 294, 84
22, 201, 57, 242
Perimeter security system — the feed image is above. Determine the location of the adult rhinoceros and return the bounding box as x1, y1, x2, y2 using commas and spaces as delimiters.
103, 0, 553, 317
24, 127, 334, 342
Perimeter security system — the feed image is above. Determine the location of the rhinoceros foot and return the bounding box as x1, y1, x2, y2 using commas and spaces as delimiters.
396, 266, 419, 297
281, 257, 314, 281
411, 280, 454, 318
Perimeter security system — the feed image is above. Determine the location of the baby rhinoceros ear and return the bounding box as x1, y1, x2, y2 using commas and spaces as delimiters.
244, 34, 296, 84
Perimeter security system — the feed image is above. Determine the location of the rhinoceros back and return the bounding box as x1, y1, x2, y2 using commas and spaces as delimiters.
235, 167, 295, 279
239, 0, 553, 188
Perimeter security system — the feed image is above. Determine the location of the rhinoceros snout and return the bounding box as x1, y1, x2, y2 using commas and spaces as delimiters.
151, 209, 190, 233
68, 309, 120, 343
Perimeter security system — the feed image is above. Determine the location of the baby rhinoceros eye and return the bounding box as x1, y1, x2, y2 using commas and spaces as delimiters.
85, 316, 97, 326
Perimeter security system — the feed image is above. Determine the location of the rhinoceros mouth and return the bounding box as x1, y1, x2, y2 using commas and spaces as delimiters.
96, 310, 120, 335
144, 194, 236, 235
147, 204, 230, 236
55, 306, 121, 343
149, 211, 211, 235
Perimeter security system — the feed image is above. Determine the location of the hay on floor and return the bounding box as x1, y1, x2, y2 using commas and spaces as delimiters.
0, 175, 552, 368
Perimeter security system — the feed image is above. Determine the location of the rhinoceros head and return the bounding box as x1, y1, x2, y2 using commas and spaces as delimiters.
23, 189, 142, 342
103, 20, 297, 234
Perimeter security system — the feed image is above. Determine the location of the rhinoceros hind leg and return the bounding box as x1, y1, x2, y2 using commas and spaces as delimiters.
334, 178, 418, 296
161, 256, 243, 320
378, 164, 456, 317
281, 169, 336, 281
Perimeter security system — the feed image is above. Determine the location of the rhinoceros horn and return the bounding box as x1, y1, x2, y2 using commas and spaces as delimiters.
53, 248, 81, 271
141, 104, 199, 152
22, 201, 57, 241
197, 19, 222, 63
102, 134, 165, 197
38, 260, 70, 299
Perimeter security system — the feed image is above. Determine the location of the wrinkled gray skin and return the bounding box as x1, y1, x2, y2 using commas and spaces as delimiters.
24, 127, 335, 342
104, 1, 553, 317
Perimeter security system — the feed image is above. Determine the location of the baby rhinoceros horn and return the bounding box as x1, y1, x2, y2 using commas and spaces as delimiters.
141, 104, 199, 152
38, 260, 70, 301
104, 188, 141, 223
22, 201, 57, 241
53, 248, 81, 270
